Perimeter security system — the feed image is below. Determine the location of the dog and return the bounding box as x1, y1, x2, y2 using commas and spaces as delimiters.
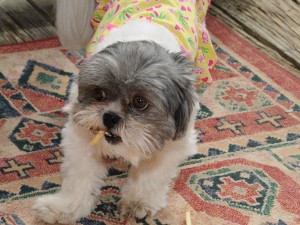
33, 0, 217, 223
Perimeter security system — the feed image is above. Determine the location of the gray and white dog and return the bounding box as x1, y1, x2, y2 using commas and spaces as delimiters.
33, 0, 200, 223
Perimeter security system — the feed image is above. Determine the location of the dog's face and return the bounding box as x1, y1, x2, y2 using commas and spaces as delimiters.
70, 41, 197, 161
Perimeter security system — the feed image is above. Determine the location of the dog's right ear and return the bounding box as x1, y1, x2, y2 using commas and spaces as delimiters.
172, 81, 196, 140
170, 52, 197, 140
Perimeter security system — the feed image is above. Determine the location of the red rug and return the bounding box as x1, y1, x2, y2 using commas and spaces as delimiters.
0, 15, 300, 225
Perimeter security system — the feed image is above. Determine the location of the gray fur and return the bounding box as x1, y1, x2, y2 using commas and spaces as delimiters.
73, 41, 197, 151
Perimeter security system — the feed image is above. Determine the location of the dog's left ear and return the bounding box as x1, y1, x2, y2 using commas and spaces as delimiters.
62, 76, 79, 113
170, 52, 197, 140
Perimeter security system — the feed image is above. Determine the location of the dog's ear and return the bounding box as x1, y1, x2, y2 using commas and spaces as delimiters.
62, 76, 79, 113
170, 52, 197, 140
173, 84, 196, 140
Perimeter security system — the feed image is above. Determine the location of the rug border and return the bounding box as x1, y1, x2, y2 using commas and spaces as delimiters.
207, 14, 300, 99
0, 37, 61, 54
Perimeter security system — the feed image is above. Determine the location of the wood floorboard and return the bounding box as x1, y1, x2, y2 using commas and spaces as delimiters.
210, 0, 300, 77
26, 0, 56, 25
209, 5, 300, 78
0, 0, 299, 78
0, 0, 56, 45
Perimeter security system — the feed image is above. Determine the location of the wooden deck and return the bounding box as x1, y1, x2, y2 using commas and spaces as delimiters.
210, 0, 300, 78
0, 0, 56, 44
0, 0, 299, 78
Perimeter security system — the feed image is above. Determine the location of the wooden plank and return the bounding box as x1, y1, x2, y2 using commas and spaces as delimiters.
209, 5, 300, 78
0, 10, 27, 44
211, 0, 300, 72
26, 0, 55, 25
0, 0, 56, 45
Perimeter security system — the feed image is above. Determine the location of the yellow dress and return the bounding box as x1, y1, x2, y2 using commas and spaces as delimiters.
87, 0, 217, 86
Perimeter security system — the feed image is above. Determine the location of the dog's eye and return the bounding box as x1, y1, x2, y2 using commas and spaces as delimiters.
132, 96, 148, 110
94, 88, 106, 102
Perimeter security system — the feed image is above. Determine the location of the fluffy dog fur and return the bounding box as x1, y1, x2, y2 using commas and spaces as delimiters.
33, 0, 199, 223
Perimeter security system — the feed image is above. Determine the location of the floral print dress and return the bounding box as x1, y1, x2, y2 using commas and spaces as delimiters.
87, 0, 217, 86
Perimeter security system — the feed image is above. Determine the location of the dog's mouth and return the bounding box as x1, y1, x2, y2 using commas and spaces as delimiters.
104, 131, 122, 145
90, 126, 122, 145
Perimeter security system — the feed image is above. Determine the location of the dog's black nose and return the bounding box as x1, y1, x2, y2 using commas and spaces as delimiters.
103, 112, 121, 129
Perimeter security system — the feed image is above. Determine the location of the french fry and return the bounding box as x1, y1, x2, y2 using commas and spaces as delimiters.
90, 130, 105, 145
185, 209, 192, 225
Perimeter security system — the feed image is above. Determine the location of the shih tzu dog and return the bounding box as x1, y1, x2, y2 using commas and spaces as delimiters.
33, 0, 216, 223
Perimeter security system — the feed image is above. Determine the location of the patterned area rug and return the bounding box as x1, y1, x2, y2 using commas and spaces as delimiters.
0, 15, 300, 225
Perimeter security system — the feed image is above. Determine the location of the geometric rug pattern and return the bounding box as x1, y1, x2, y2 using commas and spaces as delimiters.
0, 15, 299, 225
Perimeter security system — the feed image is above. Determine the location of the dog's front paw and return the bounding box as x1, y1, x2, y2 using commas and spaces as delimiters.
33, 194, 89, 224
118, 198, 164, 219
33, 195, 71, 224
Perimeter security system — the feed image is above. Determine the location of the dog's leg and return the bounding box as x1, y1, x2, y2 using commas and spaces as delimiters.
119, 138, 196, 219
33, 121, 107, 224
55, 0, 95, 50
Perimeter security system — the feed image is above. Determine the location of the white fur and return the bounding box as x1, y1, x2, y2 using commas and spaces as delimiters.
33, 86, 198, 223
119, 107, 198, 218
33, 1, 198, 223
93, 20, 181, 54
33, 101, 198, 223
33, 121, 107, 223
